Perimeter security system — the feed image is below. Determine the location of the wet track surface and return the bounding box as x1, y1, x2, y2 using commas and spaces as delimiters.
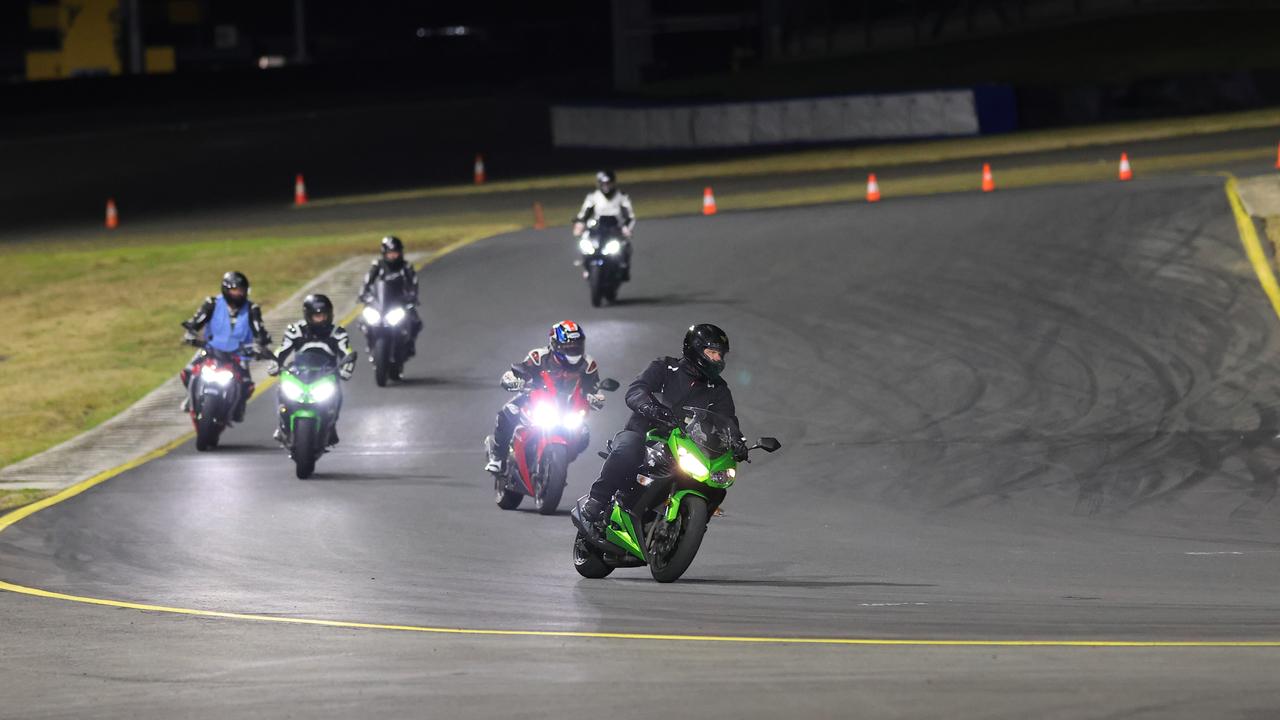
4, 173, 1280, 718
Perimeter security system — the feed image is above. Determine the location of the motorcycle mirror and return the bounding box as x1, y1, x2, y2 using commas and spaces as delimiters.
599, 378, 621, 392
753, 437, 781, 453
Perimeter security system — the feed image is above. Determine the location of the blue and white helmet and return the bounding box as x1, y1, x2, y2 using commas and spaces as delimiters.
549, 320, 585, 367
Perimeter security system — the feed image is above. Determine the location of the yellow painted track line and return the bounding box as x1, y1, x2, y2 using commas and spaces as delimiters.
3, 212, 1280, 649
1224, 174, 1280, 322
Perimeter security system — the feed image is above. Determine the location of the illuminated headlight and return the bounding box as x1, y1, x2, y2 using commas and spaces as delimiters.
384, 307, 407, 326
280, 377, 305, 401
200, 365, 234, 385
531, 402, 560, 429
675, 446, 709, 479
310, 379, 337, 403
578, 237, 596, 255
362, 307, 381, 324
602, 239, 622, 255
563, 409, 586, 430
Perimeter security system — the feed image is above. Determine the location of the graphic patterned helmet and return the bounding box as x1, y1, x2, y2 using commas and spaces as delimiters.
549, 320, 585, 367
221, 271, 250, 309
596, 170, 617, 199
302, 294, 335, 336
683, 323, 730, 380
380, 235, 405, 269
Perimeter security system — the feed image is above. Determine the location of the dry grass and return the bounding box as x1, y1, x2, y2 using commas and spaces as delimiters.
0, 222, 514, 467
0, 488, 53, 512
310, 107, 1280, 208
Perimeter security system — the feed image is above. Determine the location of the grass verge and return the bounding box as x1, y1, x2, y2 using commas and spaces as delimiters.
310, 107, 1280, 208
0, 488, 54, 512
0, 221, 516, 468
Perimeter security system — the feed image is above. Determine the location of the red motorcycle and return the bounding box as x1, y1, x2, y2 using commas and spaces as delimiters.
183, 340, 260, 451
493, 371, 620, 514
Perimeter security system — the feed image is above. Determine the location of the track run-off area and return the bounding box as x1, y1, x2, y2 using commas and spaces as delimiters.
4, 168, 1280, 719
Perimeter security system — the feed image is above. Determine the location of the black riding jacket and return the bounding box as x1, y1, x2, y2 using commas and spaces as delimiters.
359, 259, 419, 304
624, 356, 739, 436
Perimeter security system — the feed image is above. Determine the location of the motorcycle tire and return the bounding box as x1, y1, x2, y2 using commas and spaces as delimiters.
195, 397, 220, 452
293, 417, 317, 479
573, 532, 614, 578
649, 495, 709, 583
588, 265, 603, 308
374, 337, 390, 387
495, 472, 523, 510
534, 444, 568, 515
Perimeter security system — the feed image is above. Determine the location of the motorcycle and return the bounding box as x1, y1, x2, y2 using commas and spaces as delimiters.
490, 374, 621, 515
576, 216, 629, 307
273, 346, 350, 479
359, 277, 416, 387
570, 407, 780, 582
184, 338, 262, 452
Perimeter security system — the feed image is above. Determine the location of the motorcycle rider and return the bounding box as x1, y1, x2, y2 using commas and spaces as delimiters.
267, 294, 356, 446
580, 323, 748, 523
484, 320, 606, 473
179, 271, 272, 422
358, 235, 423, 366
573, 170, 635, 281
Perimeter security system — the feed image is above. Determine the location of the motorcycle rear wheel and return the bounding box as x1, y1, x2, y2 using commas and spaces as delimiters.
649, 495, 708, 583
573, 532, 614, 578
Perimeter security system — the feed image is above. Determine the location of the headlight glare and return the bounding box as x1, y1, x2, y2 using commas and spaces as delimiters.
563, 409, 586, 430
603, 239, 622, 255
578, 237, 596, 255
362, 307, 381, 324
200, 365, 234, 385
280, 377, 305, 401
676, 446, 709, 479
385, 307, 407, 326
310, 379, 337, 403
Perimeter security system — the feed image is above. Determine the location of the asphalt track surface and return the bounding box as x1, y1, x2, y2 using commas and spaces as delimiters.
5, 172, 1280, 718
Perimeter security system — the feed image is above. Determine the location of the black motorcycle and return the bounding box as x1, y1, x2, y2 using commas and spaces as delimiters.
359, 277, 416, 386
576, 216, 630, 307
184, 339, 263, 451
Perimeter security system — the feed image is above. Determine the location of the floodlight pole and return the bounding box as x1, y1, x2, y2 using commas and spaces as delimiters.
293, 0, 309, 64
124, 0, 144, 74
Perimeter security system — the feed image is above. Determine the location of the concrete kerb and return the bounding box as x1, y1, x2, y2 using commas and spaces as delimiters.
0, 251, 427, 492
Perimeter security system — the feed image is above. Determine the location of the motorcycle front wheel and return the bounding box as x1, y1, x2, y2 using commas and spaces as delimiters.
649, 495, 708, 583
373, 337, 390, 387
293, 417, 317, 479
534, 444, 568, 515
195, 397, 221, 452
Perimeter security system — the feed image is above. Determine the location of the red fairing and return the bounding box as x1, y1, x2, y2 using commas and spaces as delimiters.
507, 371, 592, 496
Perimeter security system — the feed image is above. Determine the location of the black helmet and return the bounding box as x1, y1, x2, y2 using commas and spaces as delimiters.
683, 323, 729, 380
302, 293, 334, 336
549, 320, 585, 367
380, 235, 405, 269
596, 170, 617, 199
221, 271, 249, 309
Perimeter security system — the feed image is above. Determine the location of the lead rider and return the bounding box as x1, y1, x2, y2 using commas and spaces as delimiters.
581, 323, 748, 522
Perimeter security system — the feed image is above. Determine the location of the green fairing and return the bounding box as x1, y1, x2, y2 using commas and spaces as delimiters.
289, 409, 318, 433
665, 489, 710, 522
605, 505, 645, 559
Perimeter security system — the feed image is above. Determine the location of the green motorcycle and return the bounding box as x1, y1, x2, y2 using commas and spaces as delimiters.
570, 407, 780, 582
275, 347, 348, 479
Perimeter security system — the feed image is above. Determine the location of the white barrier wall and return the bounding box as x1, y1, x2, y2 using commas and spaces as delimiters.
551, 90, 980, 149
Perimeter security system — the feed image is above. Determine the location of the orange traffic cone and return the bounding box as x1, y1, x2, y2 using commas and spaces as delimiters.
474, 154, 486, 185
533, 201, 546, 230
105, 198, 118, 229
981, 163, 995, 192
1118, 152, 1133, 181
294, 174, 308, 206
702, 186, 717, 215
866, 173, 881, 203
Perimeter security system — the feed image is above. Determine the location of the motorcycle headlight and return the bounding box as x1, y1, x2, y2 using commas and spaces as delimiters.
577, 237, 596, 255
602, 239, 622, 255
310, 379, 337, 403
384, 307, 406, 326
531, 401, 560, 429
563, 409, 586, 430
362, 307, 381, 324
676, 446, 709, 480
200, 365, 234, 385
280, 376, 305, 401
